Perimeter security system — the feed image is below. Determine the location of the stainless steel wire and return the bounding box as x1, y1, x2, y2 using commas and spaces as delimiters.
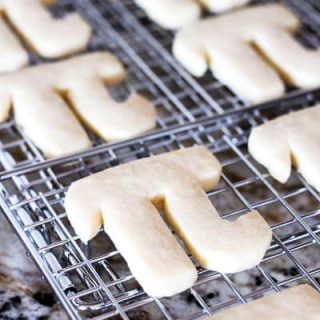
1, 93, 320, 319
0, 0, 319, 319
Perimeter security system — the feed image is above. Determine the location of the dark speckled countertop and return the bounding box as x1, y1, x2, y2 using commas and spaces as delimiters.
1, 219, 319, 320
0, 214, 68, 320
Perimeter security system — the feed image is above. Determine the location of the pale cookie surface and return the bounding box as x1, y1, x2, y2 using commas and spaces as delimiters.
0, 18, 28, 73
134, 0, 200, 29
134, 0, 250, 29
204, 284, 320, 319
0, 0, 91, 72
0, 52, 156, 158
65, 146, 272, 297
203, 0, 250, 13
248, 105, 320, 193
173, 4, 320, 103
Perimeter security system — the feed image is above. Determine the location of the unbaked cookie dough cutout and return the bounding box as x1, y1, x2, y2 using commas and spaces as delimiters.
203, 284, 320, 319
249, 105, 320, 193
173, 4, 320, 103
0, 52, 156, 158
65, 146, 272, 297
0, 0, 91, 73
134, 0, 250, 29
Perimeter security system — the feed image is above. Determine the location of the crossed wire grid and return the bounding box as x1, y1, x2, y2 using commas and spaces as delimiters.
1, 0, 319, 171
0, 0, 230, 171
1, 88, 320, 319
99, 0, 320, 110
0, 0, 320, 319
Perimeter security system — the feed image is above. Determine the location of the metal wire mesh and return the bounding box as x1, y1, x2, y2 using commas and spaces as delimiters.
1, 89, 320, 319
0, 0, 226, 169
0, 0, 320, 319
1, 0, 319, 169
99, 0, 320, 109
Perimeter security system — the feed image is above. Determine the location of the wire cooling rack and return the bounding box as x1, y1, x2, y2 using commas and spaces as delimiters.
0, 0, 226, 170
99, 0, 320, 108
2, 0, 320, 169
1, 89, 320, 319
0, 0, 319, 319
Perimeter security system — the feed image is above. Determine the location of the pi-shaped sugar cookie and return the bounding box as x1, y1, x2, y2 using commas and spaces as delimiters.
0, 0, 91, 73
173, 4, 320, 103
65, 146, 272, 297
134, 0, 250, 29
204, 285, 320, 319
0, 52, 156, 158
249, 106, 320, 193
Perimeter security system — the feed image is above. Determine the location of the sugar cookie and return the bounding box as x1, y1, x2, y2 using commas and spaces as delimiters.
0, 0, 91, 72
0, 18, 27, 73
204, 285, 320, 319
65, 146, 271, 297
134, 0, 201, 29
0, 52, 156, 158
249, 105, 320, 192
134, 0, 250, 29
173, 4, 320, 103
203, 0, 250, 13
